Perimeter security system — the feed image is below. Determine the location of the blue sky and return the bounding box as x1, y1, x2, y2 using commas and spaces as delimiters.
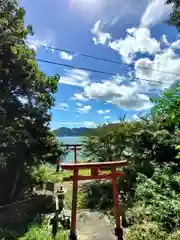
19, 0, 180, 129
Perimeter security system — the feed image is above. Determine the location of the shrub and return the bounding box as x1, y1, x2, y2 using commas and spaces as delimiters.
19, 221, 68, 240
125, 222, 168, 240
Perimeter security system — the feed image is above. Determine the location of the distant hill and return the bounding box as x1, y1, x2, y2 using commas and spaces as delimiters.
53, 127, 95, 137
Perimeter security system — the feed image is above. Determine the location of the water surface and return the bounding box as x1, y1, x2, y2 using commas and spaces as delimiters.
57, 136, 84, 162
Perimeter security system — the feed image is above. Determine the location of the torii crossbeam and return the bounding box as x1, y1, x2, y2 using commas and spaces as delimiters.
61, 160, 127, 240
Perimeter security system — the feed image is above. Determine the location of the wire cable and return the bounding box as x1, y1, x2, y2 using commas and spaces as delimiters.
27, 40, 180, 77
36, 58, 173, 85
0, 196, 38, 209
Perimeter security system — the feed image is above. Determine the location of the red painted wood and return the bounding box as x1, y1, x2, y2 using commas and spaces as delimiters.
63, 172, 124, 181
91, 167, 99, 176
61, 160, 127, 170
69, 148, 82, 151
112, 167, 121, 237
60, 144, 82, 147
74, 146, 77, 163
71, 167, 78, 235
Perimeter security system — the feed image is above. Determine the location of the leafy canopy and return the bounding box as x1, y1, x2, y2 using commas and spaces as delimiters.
167, 0, 180, 30
0, 0, 60, 204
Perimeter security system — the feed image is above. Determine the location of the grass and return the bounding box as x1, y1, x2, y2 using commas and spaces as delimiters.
18, 219, 68, 240
33, 164, 90, 208
42, 165, 92, 183
40, 164, 110, 183
34, 164, 112, 210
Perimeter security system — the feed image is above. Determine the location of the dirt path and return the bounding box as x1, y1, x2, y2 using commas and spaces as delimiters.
77, 210, 116, 240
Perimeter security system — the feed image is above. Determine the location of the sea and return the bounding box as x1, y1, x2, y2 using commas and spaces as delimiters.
57, 136, 84, 162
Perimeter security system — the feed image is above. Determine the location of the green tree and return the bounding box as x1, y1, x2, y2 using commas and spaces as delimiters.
152, 83, 180, 160
0, 0, 59, 204
167, 0, 180, 30
82, 114, 180, 213
152, 83, 180, 128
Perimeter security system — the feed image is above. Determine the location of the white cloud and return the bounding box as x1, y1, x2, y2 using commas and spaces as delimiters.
56, 122, 80, 125
83, 80, 152, 111
91, 20, 112, 45
171, 40, 180, 49
140, 0, 173, 28
52, 102, 69, 111
109, 27, 160, 63
52, 121, 96, 128
26, 38, 55, 53
84, 121, 97, 128
82, 33, 180, 111
59, 69, 90, 87
161, 35, 170, 46
111, 120, 120, 124
97, 109, 110, 114
59, 103, 69, 109
77, 105, 92, 114
27, 40, 40, 52
104, 116, 110, 119
59, 51, 73, 61
135, 48, 180, 90
132, 114, 140, 120
86, 5, 180, 112
72, 93, 88, 102
71, 0, 147, 26
76, 102, 83, 107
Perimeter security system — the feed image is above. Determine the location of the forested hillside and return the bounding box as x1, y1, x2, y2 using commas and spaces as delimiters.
53, 127, 94, 136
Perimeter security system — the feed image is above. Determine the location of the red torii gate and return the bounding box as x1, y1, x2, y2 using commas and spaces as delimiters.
56, 144, 82, 171
61, 159, 127, 240
60, 144, 82, 163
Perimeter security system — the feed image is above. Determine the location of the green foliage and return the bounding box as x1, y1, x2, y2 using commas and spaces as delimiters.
81, 181, 114, 211
83, 117, 180, 167
43, 139, 68, 165
124, 83, 180, 239
82, 116, 180, 209
166, 0, 180, 30
176, 144, 180, 159
19, 220, 68, 240
32, 164, 64, 183
31, 165, 47, 184
82, 82, 180, 239
152, 83, 180, 128
152, 83, 180, 162
125, 223, 168, 240
127, 166, 180, 229
0, 228, 16, 240
125, 166, 180, 239
0, 0, 60, 205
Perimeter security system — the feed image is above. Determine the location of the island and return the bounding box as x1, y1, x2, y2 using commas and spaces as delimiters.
53, 127, 94, 137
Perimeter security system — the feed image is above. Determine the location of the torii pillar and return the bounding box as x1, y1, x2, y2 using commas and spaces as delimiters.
61, 160, 127, 240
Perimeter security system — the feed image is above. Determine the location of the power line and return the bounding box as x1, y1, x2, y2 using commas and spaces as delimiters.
36, 58, 172, 85
0, 196, 38, 209
27, 40, 180, 77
